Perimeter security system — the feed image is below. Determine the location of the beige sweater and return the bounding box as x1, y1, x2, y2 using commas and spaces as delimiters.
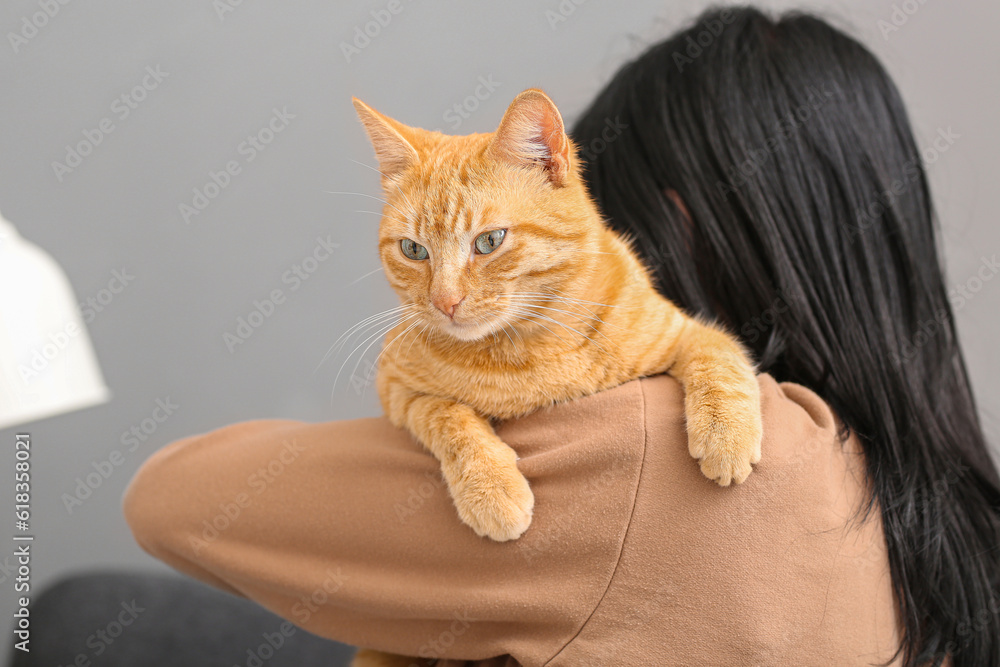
123, 373, 902, 666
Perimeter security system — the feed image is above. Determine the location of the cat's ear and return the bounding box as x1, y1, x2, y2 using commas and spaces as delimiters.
352, 98, 420, 182
487, 88, 571, 187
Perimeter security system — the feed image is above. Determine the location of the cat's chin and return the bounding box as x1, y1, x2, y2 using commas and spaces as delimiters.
438, 318, 497, 343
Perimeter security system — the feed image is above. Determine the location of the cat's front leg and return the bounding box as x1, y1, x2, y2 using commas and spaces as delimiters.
380, 377, 534, 541
667, 318, 763, 486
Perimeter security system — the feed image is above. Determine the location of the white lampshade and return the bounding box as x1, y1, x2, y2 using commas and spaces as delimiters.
0, 212, 110, 430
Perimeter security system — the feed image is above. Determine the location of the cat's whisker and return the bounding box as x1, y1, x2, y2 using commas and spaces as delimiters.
347, 312, 420, 385
372, 318, 420, 368
324, 190, 410, 220
558, 292, 640, 313
348, 158, 401, 190
497, 322, 517, 349
322, 305, 414, 373
506, 306, 611, 354
504, 293, 612, 326
509, 323, 525, 346
332, 316, 409, 396
514, 290, 628, 310
505, 296, 603, 322
332, 311, 414, 358
537, 287, 638, 310
354, 210, 409, 228
347, 266, 385, 286
505, 306, 576, 348
333, 312, 419, 395
507, 294, 602, 316
511, 302, 623, 344
487, 316, 500, 345
511, 298, 631, 338
367, 318, 422, 395
401, 322, 430, 361
465, 313, 499, 346
316, 304, 415, 372
537, 315, 612, 354
504, 296, 599, 324
329, 314, 407, 406
348, 158, 390, 178
348, 158, 415, 213
510, 314, 575, 349
318, 317, 404, 377
509, 292, 641, 336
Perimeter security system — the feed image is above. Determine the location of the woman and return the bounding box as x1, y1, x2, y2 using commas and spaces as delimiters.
124, 7, 1000, 666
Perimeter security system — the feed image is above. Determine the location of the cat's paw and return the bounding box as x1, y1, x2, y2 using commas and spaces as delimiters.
686, 387, 763, 487
446, 446, 534, 542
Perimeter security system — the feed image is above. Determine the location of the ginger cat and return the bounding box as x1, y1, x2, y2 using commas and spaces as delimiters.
352, 87, 762, 538
349, 88, 762, 666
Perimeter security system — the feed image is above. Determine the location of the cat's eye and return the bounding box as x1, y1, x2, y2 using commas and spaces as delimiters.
474, 229, 506, 255
400, 239, 428, 260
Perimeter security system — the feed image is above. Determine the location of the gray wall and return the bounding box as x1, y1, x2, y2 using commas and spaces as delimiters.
1, 0, 997, 641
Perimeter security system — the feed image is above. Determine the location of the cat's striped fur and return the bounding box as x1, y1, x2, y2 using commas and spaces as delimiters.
352, 89, 762, 547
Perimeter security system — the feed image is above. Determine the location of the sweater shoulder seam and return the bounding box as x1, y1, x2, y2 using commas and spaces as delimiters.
541, 377, 651, 665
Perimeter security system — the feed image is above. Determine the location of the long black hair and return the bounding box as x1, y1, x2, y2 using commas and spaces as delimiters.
572, 6, 1000, 666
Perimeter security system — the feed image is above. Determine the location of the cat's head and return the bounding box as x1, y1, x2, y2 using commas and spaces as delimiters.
352, 88, 601, 343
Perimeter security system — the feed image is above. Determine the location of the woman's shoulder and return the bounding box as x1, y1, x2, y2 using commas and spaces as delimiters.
507, 371, 855, 492
638, 371, 844, 450
545, 372, 901, 665
630, 372, 872, 527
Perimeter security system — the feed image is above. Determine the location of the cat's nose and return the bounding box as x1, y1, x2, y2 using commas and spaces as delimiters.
432, 294, 465, 319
